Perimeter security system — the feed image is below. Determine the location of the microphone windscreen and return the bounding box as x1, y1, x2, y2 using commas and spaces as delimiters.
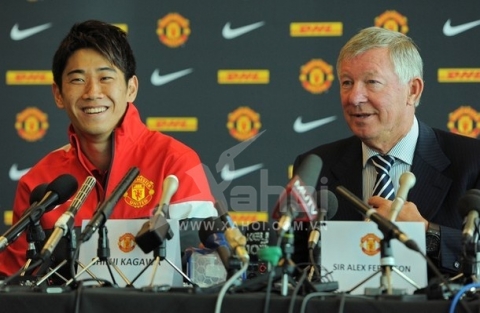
458, 189, 480, 217
294, 154, 323, 187
30, 183, 48, 204
318, 189, 339, 220
198, 217, 225, 245
244, 221, 277, 262
47, 174, 78, 205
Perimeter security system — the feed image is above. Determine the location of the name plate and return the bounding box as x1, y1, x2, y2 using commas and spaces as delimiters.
320, 221, 427, 295
78, 219, 183, 288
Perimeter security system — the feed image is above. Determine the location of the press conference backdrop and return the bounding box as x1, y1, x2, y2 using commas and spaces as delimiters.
1, 0, 479, 233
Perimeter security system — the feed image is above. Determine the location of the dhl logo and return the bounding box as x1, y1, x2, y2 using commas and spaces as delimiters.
229, 211, 268, 227
218, 70, 269, 84
290, 22, 342, 37
438, 68, 480, 82
4, 211, 12, 226
112, 23, 128, 33
146, 117, 197, 132
6, 71, 53, 85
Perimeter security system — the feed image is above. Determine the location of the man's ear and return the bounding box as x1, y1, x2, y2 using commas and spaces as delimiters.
52, 83, 64, 109
407, 77, 424, 106
126, 75, 139, 102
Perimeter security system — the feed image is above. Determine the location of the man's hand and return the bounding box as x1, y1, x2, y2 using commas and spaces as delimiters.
368, 195, 428, 230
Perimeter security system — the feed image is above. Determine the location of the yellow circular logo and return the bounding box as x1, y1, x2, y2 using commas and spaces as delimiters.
15, 107, 49, 142
124, 175, 155, 208
118, 233, 136, 253
299, 59, 334, 94
360, 233, 381, 256
157, 13, 191, 48
227, 106, 262, 141
447, 106, 480, 138
375, 10, 409, 34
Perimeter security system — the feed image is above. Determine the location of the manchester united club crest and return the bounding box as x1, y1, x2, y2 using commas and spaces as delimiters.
124, 175, 155, 208
360, 233, 381, 256
118, 233, 136, 253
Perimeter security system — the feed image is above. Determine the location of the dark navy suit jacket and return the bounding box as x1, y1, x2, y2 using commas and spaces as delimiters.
294, 120, 480, 275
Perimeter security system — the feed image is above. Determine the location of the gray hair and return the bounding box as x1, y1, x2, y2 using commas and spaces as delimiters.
337, 27, 423, 86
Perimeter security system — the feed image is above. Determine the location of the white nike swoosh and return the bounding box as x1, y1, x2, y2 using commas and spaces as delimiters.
221, 163, 263, 181
9, 164, 31, 181
293, 116, 337, 133
10, 23, 53, 41
222, 21, 265, 39
150, 68, 193, 86
443, 18, 480, 36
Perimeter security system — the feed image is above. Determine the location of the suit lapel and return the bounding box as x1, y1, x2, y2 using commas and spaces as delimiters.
409, 121, 452, 219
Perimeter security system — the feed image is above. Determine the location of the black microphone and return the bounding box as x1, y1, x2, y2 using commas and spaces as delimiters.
0, 174, 78, 252
335, 185, 420, 252
458, 189, 480, 244
308, 189, 338, 249
37, 176, 96, 261
135, 175, 178, 253
29, 183, 49, 205
273, 154, 323, 235
19, 183, 49, 219
80, 167, 139, 243
198, 216, 233, 274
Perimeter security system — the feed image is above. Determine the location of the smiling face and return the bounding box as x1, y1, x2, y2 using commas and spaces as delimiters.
338, 47, 422, 153
52, 48, 138, 142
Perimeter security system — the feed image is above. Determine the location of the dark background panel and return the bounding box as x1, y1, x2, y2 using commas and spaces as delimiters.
0, 0, 479, 232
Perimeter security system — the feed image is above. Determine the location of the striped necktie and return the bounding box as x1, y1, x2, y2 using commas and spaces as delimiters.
371, 155, 395, 200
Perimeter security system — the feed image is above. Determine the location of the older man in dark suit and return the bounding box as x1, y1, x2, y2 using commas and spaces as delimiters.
293, 27, 480, 279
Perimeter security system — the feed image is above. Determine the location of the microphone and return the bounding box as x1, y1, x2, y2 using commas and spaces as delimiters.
152, 175, 179, 217
335, 185, 420, 252
307, 189, 338, 249
29, 183, 49, 205
0, 174, 78, 252
273, 154, 323, 235
215, 201, 249, 263
19, 183, 49, 219
135, 175, 178, 253
388, 171, 416, 221
80, 167, 140, 243
198, 217, 233, 275
458, 189, 480, 244
37, 176, 96, 261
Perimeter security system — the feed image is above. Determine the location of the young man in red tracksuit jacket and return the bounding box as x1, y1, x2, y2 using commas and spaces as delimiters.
0, 20, 217, 282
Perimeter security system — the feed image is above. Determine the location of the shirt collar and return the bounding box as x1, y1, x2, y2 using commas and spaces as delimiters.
362, 116, 419, 167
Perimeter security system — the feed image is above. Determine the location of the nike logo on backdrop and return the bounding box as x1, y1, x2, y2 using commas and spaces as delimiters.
293, 116, 337, 133
443, 19, 480, 36
221, 163, 263, 181
222, 21, 265, 39
9, 164, 31, 181
10, 23, 52, 41
150, 68, 193, 86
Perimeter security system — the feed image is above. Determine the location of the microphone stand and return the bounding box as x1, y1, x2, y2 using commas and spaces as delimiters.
36, 227, 98, 287
20, 221, 46, 278
347, 233, 420, 296
65, 224, 130, 287
277, 228, 297, 296
130, 239, 195, 289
